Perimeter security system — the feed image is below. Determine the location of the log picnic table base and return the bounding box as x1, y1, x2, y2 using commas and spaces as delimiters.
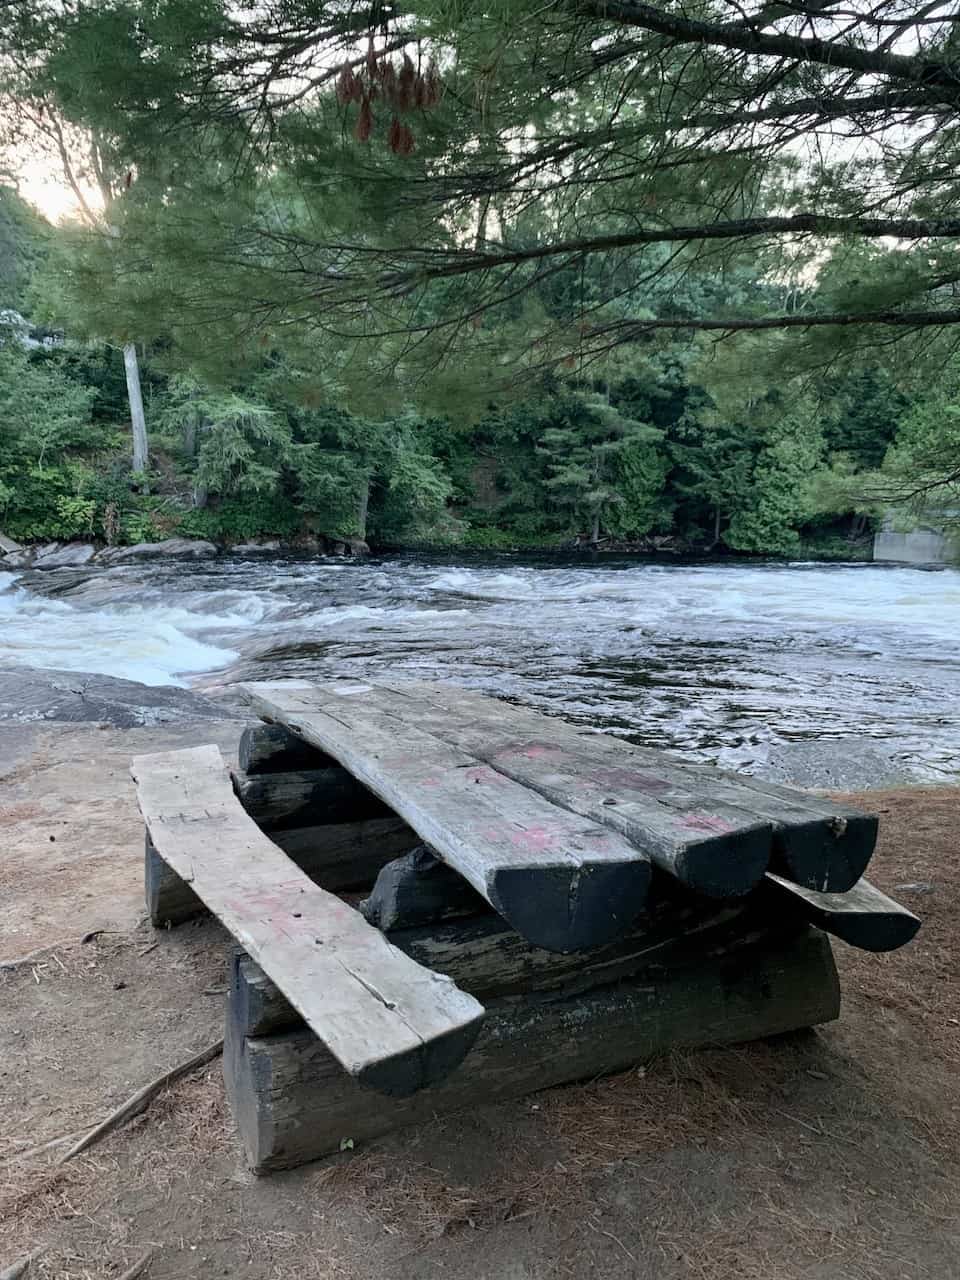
225, 925, 840, 1173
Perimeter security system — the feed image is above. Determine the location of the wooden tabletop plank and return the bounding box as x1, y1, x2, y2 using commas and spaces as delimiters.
240, 682, 653, 952
277, 680, 773, 899
765, 874, 921, 952
376, 681, 877, 893
130, 744, 484, 1095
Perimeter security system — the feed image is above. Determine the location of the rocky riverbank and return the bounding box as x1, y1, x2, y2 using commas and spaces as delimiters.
0, 667, 243, 727
0, 531, 370, 570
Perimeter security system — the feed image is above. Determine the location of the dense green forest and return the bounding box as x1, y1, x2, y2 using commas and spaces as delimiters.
0, 183, 935, 556
2, 0, 960, 556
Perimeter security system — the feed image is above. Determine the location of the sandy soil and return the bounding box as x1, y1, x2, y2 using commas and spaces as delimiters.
1, 727, 958, 1280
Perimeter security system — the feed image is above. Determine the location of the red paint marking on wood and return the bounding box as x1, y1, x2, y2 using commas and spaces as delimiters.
462, 765, 506, 786
509, 824, 564, 853
586, 765, 672, 794
681, 814, 734, 834
223, 883, 356, 923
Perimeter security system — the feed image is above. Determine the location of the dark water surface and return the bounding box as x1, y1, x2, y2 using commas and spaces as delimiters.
2, 552, 959, 779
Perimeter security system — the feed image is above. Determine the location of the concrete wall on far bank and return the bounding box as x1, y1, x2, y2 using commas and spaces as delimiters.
873, 525, 958, 565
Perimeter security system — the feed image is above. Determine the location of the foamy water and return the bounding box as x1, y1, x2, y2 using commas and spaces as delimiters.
1, 554, 958, 776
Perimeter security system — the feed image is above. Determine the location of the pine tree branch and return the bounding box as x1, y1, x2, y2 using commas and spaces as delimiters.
589, 307, 960, 335
586, 1, 960, 94
425, 87, 938, 202
355, 214, 960, 287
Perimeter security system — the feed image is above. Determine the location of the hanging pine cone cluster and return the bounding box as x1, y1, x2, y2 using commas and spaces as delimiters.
335, 36, 442, 154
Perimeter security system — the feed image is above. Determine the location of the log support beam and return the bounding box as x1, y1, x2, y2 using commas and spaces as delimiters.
224, 926, 840, 1172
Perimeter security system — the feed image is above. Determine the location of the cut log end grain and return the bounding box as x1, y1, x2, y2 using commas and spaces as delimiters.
487, 860, 653, 953
673, 824, 771, 900
772, 812, 879, 893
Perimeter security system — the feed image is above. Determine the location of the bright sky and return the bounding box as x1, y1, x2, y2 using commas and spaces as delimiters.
11, 151, 100, 225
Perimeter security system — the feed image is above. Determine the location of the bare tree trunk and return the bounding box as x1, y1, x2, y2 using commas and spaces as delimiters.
123, 342, 149, 485
707, 506, 721, 550
357, 478, 370, 540
590, 508, 601, 544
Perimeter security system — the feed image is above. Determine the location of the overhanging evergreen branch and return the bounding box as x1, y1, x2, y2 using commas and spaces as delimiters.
587, 1, 960, 96
586, 308, 960, 336
342, 214, 960, 289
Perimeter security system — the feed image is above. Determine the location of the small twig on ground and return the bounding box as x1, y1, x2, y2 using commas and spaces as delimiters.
58, 1039, 224, 1164
0, 1246, 46, 1279
137, 943, 158, 958
0, 943, 74, 972
117, 1249, 155, 1280
1, 1125, 98, 1164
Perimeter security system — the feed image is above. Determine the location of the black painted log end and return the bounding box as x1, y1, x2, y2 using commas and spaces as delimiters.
814, 896, 921, 953
772, 813, 879, 893
355, 1012, 486, 1097
836, 908, 921, 953
486, 859, 652, 953
360, 846, 487, 931
674, 824, 771, 900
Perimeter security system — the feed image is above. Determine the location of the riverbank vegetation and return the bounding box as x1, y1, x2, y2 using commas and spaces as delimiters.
2, 2, 959, 555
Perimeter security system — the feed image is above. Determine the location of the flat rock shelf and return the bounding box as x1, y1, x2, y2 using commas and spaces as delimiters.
134, 679, 921, 1173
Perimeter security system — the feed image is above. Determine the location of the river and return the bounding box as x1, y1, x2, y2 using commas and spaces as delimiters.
1, 552, 959, 780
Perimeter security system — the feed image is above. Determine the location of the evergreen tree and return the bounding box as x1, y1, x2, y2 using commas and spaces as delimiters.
538, 394, 663, 542
8, 0, 960, 399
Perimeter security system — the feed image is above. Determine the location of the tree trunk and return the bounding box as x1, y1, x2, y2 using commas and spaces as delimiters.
357, 478, 370, 540
709, 506, 722, 550
590, 508, 601, 544
183, 418, 197, 457
123, 342, 149, 487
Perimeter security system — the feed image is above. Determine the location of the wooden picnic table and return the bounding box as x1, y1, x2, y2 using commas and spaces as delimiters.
131, 678, 920, 1171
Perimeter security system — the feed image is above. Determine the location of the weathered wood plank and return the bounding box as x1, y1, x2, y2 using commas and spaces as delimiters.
131, 745, 484, 1095
233, 767, 391, 830
224, 926, 841, 1171
146, 816, 419, 926
360, 846, 487, 931
239, 724, 334, 774
261, 680, 772, 899
765, 874, 921, 952
229, 895, 775, 1037
376, 681, 877, 892
241, 682, 653, 952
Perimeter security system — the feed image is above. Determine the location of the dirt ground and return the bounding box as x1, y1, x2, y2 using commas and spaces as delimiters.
1, 725, 958, 1280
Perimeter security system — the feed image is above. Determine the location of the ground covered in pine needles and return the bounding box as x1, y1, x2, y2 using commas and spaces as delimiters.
1, 725, 957, 1280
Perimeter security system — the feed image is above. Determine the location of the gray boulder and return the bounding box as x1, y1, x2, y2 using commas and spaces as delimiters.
0, 549, 32, 569
0, 532, 22, 554
99, 538, 219, 563
0, 666, 244, 727
232, 539, 282, 553
33, 542, 97, 569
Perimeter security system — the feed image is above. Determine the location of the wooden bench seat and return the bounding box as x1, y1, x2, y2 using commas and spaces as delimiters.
130, 745, 484, 1097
